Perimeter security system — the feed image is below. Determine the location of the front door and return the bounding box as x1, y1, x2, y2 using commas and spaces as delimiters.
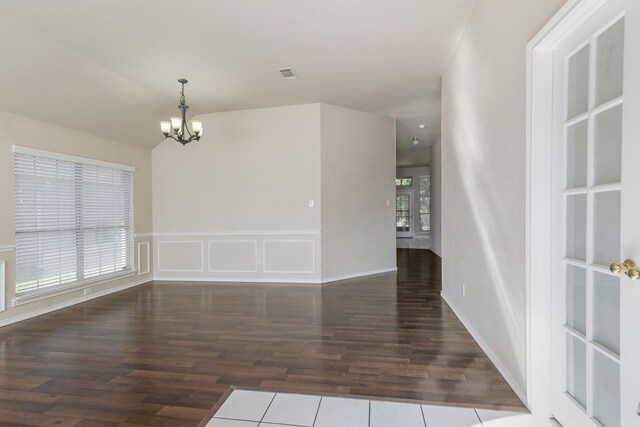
396, 191, 413, 238
551, 1, 640, 426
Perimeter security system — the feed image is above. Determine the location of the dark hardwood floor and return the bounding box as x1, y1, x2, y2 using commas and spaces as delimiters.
0, 249, 523, 426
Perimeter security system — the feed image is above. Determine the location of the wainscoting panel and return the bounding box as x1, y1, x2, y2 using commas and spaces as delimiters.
157, 241, 204, 272
137, 242, 151, 275
209, 240, 258, 273
263, 240, 315, 273
154, 232, 321, 283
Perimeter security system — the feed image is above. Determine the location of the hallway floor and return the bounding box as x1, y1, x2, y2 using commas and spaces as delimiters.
396, 237, 431, 249
0, 250, 523, 426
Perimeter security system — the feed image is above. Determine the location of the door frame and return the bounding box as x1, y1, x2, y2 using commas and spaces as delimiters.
396, 189, 414, 238
525, 0, 613, 418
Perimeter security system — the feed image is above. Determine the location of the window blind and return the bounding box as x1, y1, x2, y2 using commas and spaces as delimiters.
14, 151, 134, 296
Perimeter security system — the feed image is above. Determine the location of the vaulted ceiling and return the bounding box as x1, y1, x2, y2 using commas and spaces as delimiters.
0, 0, 475, 165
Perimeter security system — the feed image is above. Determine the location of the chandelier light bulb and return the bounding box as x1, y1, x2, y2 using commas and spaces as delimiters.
191, 120, 203, 136
170, 117, 182, 132
412, 137, 420, 146
160, 121, 171, 135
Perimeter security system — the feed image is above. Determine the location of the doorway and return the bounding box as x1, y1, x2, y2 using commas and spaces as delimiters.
396, 190, 413, 238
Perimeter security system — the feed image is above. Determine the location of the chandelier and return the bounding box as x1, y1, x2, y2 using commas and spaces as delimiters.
159, 78, 203, 145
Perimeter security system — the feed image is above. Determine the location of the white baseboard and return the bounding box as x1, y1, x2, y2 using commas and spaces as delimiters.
154, 276, 323, 284
321, 267, 398, 283
441, 292, 528, 407
0, 278, 151, 328
154, 267, 398, 285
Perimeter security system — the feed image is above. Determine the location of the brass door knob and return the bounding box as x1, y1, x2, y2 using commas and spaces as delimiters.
627, 267, 640, 281
610, 259, 636, 274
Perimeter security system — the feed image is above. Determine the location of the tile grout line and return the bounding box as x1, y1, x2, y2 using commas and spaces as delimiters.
474, 408, 484, 426
368, 400, 371, 427
258, 392, 278, 426
212, 416, 306, 426
311, 396, 322, 427
420, 404, 427, 427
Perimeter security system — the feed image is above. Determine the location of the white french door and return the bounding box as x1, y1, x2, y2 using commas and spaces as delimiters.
396, 191, 413, 238
551, 1, 640, 426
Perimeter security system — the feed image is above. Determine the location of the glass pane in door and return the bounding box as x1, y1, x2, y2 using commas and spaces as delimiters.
566, 194, 587, 261
567, 120, 588, 189
396, 194, 410, 232
592, 190, 621, 267
593, 272, 620, 355
566, 265, 587, 335
567, 335, 587, 409
595, 18, 625, 106
594, 105, 623, 186
593, 350, 621, 427
568, 44, 590, 119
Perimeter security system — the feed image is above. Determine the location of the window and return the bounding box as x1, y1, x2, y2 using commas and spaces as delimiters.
14, 147, 134, 298
396, 177, 412, 187
419, 175, 430, 232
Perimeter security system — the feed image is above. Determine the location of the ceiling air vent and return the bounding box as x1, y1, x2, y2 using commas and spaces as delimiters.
278, 68, 297, 79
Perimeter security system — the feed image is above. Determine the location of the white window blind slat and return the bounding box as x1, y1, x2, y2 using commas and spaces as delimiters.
14, 152, 134, 296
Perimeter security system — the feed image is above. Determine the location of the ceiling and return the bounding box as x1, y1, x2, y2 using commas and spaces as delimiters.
0, 0, 475, 163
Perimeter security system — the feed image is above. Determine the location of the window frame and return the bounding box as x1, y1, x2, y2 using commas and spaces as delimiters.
12, 146, 136, 305
395, 177, 413, 187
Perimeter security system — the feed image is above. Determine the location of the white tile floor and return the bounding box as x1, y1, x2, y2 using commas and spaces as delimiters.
205, 389, 539, 427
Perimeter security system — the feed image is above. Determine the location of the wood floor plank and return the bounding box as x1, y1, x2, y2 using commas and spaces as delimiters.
0, 249, 523, 426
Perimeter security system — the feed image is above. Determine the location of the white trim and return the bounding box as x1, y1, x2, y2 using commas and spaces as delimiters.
0, 246, 14, 253
151, 230, 321, 237
134, 233, 154, 239
207, 240, 259, 273
526, 0, 609, 417
13, 270, 137, 306
263, 239, 316, 274
154, 276, 323, 284
156, 240, 204, 273
0, 261, 5, 313
137, 242, 151, 275
442, 293, 527, 406
154, 268, 398, 285
13, 145, 136, 172
321, 267, 398, 284
0, 278, 150, 328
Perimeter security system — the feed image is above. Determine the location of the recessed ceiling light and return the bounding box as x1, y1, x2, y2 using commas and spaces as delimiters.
419, 124, 426, 129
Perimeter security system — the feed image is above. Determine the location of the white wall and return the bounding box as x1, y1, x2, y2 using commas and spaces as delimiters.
0, 110, 153, 327
396, 166, 430, 239
321, 104, 396, 280
430, 139, 442, 256
153, 103, 396, 283
441, 0, 565, 398
152, 104, 322, 282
